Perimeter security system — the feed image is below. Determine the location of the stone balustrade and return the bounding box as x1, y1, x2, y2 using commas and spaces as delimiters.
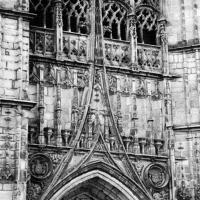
137, 44, 162, 73
30, 27, 54, 56
29, 28, 162, 74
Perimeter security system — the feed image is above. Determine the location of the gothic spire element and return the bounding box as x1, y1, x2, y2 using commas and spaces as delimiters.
40, 1, 154, 199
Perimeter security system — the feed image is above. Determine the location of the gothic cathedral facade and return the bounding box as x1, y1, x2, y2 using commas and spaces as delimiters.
0, 0, 199, 200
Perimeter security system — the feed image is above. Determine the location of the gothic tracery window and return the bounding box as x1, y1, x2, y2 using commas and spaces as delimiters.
62, 0, 90, 34
135, 0, 159, 45
102, 2, 128, 41
30, 0, 54, 28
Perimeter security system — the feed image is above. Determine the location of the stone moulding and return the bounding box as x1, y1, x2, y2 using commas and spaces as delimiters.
0, 98, 37, 110
0, 8, 36, 20
42, 161, 152, 200
143, 163, 169, 190
29, 153, 53, 180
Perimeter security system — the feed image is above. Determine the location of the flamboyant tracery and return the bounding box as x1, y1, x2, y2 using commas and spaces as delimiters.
102, 2, 128, 40
62, 0, 90, 34
136, 8, 158, 44
29, 0, 160, 45
30, 0, 54, 28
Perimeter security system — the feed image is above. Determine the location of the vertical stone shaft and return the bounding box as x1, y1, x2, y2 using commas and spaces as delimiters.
157, 15, 176, 200
158, 18, 169, 74
186, 133, 195, 199
116, 92, 123, 134
17, 17, 23, 99
195, 50, 200, 122
54, 0, 63, 60
15, 106, 26, 200
193, 0, 199, 39
88, 0, 95, 62
128, 0, 137, 66
165, 80, 176, 200
183, 52, 190, 124
56, 68, 62, 146
39, 64, 45, 144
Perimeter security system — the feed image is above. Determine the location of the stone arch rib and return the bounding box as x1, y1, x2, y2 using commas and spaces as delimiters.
43, 162, 151, 200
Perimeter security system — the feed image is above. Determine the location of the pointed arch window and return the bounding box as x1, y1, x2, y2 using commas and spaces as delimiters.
62, 0, 90, 34
135, 0, 160, 45
30, 0, 54, 28
102, 2, 128, 41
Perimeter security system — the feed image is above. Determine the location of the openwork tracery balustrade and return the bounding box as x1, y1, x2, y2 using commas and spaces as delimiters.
104, 39, 131, 66
137, 44, 161, 72
30, 28, 54, 56
63, 32, 88, 62
29, 0, 162, 70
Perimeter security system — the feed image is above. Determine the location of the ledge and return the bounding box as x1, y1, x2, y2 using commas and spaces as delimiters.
169, 43, 200, 52
28, 144, 168, 162
0, 8, 36, 20
173, 123, 200, 131
30, 55, 179, 80
0, 98, 37, 110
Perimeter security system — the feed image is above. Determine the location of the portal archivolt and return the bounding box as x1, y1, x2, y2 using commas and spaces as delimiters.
51, 170, 140, 200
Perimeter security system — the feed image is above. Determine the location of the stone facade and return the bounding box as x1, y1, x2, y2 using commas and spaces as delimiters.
0, 0, 199, 200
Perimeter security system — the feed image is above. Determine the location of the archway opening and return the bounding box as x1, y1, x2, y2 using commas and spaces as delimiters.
49, 170, 140, 200
60, 177, 129, 200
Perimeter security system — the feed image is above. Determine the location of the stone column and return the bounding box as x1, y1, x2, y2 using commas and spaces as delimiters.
56, 68, 62, 146
38, 64, 45, 144
195, 50, 200, 122
128, 0, 137, 69
54, 0, 63, 60
186, 133, 195, 200
165, 80, 176, 200
88, 0, 95, 62
116, 92, 123, 134
158, 17, 169, 74
15, 106, 26, 200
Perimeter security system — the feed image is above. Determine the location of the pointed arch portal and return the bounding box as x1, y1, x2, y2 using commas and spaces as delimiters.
43, 162, 151, 200
57, 171, 139, 200
51, 170, 139, 200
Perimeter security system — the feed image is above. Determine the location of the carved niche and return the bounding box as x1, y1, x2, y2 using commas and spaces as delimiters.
77, 70, 89, 89
143, 164, 169, 190
136, 78, 148, 98
44, 64, 56, 85
151, 81, 162, 101
107, 74, 117, 95
120, 76, 132, 96
29, 154, 53, 180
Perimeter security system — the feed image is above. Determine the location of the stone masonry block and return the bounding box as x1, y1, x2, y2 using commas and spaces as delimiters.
3, 184, 13, 191
2, 55, 19, 62
5, 88, 18, 98
4, 28, 18, 36
4, 69, 16, 80
3, 34, 18, 43
0, 88, 5, 96
12, 80, 20, 89
0, 191, 13, 200
1, 41, 14, 50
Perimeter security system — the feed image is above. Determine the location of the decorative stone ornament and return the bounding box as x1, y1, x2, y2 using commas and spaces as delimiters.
143, 164, 169, 189
29, 154, 53, 180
